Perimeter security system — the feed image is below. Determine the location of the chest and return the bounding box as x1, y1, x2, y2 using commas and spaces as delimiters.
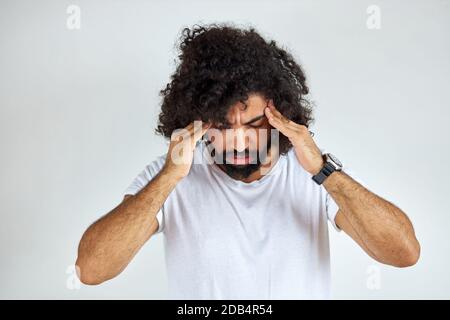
164, 171, 325, 246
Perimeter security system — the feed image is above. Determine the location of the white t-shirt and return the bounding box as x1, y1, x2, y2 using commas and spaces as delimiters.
123, 141, 361, 299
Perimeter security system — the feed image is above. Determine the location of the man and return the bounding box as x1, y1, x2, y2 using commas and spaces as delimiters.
75, 25, 420, 299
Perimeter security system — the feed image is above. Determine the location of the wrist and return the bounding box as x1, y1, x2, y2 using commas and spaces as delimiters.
160, 165, 185, 184
311, 153, 343, 185
310, 155, 325, 176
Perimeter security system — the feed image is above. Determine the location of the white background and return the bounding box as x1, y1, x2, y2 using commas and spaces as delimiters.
0, 0, 449, 299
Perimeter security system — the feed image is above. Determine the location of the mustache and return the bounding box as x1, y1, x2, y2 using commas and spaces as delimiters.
223, 149, 255, 157
213, 148, 269, 165
205, 135, 273, 165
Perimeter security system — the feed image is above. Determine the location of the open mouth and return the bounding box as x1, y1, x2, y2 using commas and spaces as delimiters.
226, 155, 252, 165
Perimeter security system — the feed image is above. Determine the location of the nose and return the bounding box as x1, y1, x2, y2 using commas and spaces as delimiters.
225, 127, 248, 152
234, 128, 247, 152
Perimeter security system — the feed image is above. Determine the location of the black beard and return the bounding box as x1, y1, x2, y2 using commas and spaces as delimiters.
206, 136, 272, 180
220, 160, 262, 180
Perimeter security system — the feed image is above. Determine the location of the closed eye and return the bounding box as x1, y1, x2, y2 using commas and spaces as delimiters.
243, 114, 266, 127
213, 124, 231, 130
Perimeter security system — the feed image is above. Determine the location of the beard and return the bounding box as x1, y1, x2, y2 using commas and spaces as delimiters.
206, 134, 272, 180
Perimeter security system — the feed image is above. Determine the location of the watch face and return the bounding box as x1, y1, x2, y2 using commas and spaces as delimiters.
327, 153, 342, 169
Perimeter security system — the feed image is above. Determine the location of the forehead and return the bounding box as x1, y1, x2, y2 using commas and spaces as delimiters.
225, 93, 267, 122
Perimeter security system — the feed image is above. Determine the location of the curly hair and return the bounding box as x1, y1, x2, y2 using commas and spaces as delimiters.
156, 24, 314, 155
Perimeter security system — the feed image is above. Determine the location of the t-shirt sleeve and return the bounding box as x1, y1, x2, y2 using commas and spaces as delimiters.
123, 154, 167, 234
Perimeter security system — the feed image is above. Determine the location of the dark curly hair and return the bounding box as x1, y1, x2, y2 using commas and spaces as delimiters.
156, 24, 314, 155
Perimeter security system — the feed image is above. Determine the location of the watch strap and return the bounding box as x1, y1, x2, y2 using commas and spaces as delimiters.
312, 162, 336, 185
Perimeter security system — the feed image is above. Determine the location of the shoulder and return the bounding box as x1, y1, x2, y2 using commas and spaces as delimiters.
123, 153, 167, 196
142, 153, 167, 178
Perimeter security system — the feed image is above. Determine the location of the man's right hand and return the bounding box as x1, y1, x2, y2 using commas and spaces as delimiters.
76, 121, 210, 285
162, 121, 210, 181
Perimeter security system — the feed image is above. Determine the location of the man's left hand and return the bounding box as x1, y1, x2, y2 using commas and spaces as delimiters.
264, 100, 324, 176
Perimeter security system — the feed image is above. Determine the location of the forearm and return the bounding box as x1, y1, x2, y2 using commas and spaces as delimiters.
76, 168, 179, 284
323, 171, 420, 266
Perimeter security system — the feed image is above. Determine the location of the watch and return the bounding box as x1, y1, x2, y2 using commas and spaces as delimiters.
312, 153, 343, 185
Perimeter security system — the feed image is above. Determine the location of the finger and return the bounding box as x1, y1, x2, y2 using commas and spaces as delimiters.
184, 122, 195, 130
265, 107, 295, 137
265, 105, 307, 132
193, 122, 210, 141
201, 122, 211, 135
171, 121, 198, 143
191, 122, 211, 145
173, 122, 194, 137
182, 121, 201, 137
190, 121, 209, 134
268, 104, 291, 125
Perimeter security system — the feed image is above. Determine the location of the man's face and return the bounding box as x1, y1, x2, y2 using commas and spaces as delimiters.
204, 93, 274, 180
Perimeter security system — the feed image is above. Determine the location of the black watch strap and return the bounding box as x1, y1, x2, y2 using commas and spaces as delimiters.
312, 162, 336, 185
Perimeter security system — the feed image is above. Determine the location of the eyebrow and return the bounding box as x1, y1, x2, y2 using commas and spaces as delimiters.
242, 114, 266, 125
214, 113, 266, 128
